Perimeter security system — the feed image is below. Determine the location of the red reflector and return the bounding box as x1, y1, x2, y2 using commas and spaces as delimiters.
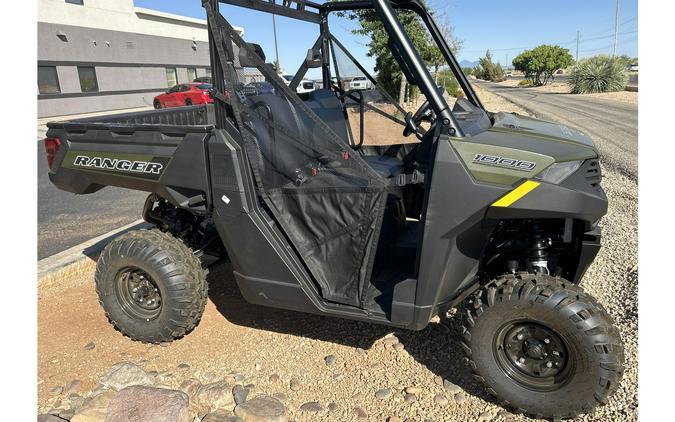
342, 151, 350, 160
44, 137, 61, 170
311, 167, 318, 177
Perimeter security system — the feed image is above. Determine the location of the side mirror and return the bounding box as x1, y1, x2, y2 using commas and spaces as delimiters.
305, 48, 322, 68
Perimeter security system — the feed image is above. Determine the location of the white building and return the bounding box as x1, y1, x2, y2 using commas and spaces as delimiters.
38, 0, 243, 117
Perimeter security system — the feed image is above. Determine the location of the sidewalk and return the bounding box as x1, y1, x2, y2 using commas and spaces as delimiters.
38, 106, 153, 139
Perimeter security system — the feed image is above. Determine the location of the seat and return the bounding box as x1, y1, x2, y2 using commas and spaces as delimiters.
362, 155, 405, 178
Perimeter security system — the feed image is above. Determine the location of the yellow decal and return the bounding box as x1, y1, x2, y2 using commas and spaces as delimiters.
491, 180, 540, 207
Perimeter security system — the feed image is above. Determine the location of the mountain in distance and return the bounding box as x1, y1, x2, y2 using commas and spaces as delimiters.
458, 59, 479, 68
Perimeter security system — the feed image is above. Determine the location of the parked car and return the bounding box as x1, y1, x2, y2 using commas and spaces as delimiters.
193, 76, 213, 83
154, 83, 213, 108
296, 80, 317, 94
628, 64, 638, 72
249, 81, 275, 95
281, 74, 294, 85
349, 76, 371, 90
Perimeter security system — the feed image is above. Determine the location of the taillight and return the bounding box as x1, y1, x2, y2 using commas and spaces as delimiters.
44, 137, 61, 170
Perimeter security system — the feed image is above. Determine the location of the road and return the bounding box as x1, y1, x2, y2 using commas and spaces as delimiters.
475, 80, 638, 179
38, 142, 147, 259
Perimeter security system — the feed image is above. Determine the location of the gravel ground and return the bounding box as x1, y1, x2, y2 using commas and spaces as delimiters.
38, 89, 637, 421
493, 80, 638, 105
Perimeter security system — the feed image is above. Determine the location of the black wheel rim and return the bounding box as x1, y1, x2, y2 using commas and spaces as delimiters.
114, 267, 162, 321
493, 321, 573, 392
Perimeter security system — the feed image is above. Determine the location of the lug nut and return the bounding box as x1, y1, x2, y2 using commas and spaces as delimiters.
546, 361, 553, 368
132, 287, 138, 292
518, 357, 526, 364
516, 333, 524, 341
544, 338, 550, 344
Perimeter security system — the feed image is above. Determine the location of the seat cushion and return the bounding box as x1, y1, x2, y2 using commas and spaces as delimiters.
362, 155, 404, 178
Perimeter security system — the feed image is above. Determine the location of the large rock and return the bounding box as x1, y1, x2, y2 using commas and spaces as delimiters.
98, 362, 153, 391
37, 415, 68, 422
105, 385, 189, 422
70, 391, 116, 422
234, 395, 287, 422
193, 380, 235, 413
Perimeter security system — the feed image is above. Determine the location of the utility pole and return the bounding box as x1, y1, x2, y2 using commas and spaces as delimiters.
272, 15, 281, 73
576, 30, 580, 61
612, 0, 620, 57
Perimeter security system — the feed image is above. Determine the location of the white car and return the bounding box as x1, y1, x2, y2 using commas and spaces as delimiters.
349, 76, 371, 90
296, 80, 317, 94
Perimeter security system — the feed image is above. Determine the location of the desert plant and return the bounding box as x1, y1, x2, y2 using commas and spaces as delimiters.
512, 45, 573, 86
567, 55, 628, 94
518, 79, 533, 87
474, 50, 506, 82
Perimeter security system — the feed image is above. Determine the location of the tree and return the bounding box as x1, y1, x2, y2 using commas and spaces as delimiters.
474, 50, 506, 82
340, 3, 462, 104
512, 45, 573, 86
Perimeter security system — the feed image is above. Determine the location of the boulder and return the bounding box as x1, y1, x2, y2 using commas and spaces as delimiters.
193, 380, 235, 413
98, 362, 153, 391
202, 409, 243, 422
234, 395, 287, 422
105, 385, 189, 422
37, 415, 68, 422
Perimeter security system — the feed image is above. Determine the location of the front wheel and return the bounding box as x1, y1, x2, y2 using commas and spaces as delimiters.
185, 98, 193, 106
95, 229, 208, 343
462, 273, 624, 419
153, 99, 161, 109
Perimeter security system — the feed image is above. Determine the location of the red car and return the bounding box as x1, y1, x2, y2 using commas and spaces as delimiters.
153, 83, 213, 108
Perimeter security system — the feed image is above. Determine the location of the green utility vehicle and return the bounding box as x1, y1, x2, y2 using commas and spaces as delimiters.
44, 0, 624, 418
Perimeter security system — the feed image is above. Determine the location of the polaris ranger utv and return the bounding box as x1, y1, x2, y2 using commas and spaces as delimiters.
43, 0, 624, 418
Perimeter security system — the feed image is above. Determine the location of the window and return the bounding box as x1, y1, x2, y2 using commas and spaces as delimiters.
166, 67, 177, 88
77, 66, 98, 92
65, 0, 84, 5
167, 85, 181, 93
187, 68, 197, 82
205, 68, 212, 76
38, 66, 60, 94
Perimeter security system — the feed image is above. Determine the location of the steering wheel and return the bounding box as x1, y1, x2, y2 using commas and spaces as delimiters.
402, 86, 445, 138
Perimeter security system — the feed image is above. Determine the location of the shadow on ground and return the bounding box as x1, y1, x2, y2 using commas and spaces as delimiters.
205, 260, 501, 407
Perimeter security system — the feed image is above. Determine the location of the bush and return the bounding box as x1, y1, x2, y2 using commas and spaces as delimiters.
436, 70, 463, 97
512, 45, 573, 86
474, 50, 506, 82
518, 79, 533, 87
568, 55, 628, 94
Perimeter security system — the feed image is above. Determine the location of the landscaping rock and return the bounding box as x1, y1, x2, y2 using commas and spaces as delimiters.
65, 379, 83, 394
433, 394, 448, 405
442, 379, 461, 395
38, 415, 68, 422
234, 395, 287, 422
178, 378, 202, 398
289, 378, 301, 392
70, 391, 116, 422
351, 407, 368, 418
105, 385, 189, 422
233, 384, 250, 405
194, 380, 235, 413
98, 362, 153, 391
375, 388, 393, 400
299, 401, 323, 413
324, 355, 336, 366
83, 342, 95, 350
202, 409, 243, 422
453, 392, 466, 404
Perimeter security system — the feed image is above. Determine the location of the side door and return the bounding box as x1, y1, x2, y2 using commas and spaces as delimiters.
165, 85, 181, 107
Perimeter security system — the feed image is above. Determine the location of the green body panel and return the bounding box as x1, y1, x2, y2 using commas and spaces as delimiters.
451, 113, 598, 185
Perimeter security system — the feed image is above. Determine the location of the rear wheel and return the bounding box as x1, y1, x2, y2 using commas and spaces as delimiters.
95, 229, 208, 343
153, 99, 161, 109
462, 273, 624, 419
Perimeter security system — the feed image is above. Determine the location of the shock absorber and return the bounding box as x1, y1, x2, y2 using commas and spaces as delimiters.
529, 223, 551, 275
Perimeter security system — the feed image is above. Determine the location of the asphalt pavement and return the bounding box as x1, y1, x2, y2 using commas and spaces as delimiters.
38, 142, 148, 259
475, 80, 638, 179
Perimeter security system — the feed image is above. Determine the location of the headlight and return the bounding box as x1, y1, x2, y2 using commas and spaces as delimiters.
536, 160, 583, 184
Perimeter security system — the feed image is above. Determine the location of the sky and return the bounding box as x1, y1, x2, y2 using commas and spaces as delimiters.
134, 0, 638, 74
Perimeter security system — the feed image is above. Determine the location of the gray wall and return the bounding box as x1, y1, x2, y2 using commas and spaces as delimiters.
38, 22, 212, 117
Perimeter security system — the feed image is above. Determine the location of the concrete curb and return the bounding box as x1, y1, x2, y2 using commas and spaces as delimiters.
37, 219, 151, 281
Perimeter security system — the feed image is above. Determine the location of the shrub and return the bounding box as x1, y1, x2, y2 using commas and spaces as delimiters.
474, 50, 506, 82
568, 55, 628, 94
512, 45, 573, 86
518, 79, 533, 87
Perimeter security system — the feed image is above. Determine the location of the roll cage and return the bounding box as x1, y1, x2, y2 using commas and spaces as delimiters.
203, 0, 483, 139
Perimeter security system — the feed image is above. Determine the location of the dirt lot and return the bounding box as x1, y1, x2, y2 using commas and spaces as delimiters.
495, 79, 638, 105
